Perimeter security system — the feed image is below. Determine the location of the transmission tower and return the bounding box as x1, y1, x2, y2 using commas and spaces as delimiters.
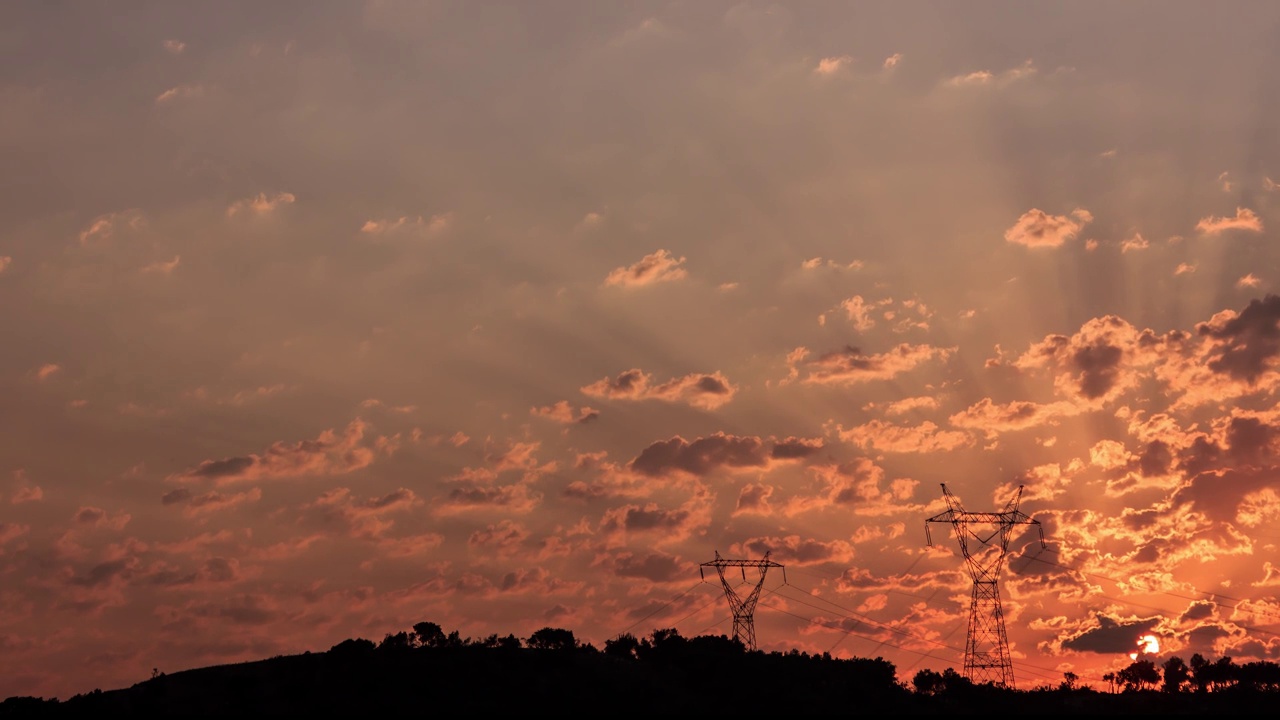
699, 550, 785, 651
924, 483, 1046, 688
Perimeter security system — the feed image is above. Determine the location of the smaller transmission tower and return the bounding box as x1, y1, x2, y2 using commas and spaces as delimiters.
925, 484, 1046, 688
700, 550, 785, 651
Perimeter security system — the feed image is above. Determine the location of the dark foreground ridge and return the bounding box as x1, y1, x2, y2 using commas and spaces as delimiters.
4, 624, 1279, 716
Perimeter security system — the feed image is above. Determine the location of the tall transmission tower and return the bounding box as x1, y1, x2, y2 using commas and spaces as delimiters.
700, 550, 785, 651
925, 483, 1046, 688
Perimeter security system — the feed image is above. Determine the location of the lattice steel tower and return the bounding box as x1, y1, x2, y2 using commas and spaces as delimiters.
700, 550, 785, 651
925, 484, 1046, 688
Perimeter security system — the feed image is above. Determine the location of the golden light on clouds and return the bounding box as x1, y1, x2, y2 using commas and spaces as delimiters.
2, 1, 1280, 702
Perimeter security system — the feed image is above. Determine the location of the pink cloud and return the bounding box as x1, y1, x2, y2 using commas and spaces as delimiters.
735, 534, 856, 565
0, 256, 10, 273
784, 343, 953, 385
581, 369, 737, 410
78, 210, 145, 245
603, 249, 687, 287
140, 256, 181, 275
1004, 208, 1093, 248
154, 84, 203, 104
1196, 207, 1263, 235
814, 55, 853, 75
166, 418, 387, 486
530, 401, 599, 424
226, 192, 296, 217
35, 364, 60, 382
836, 419, 973, 453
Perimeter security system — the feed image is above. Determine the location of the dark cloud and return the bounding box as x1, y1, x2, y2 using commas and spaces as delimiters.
1059, 613, 1161, 654
1071, 342, 1123, 399
160, 488, 192, 505
69, 559, 134, 588
1137, 440, 1173, 477
612, 552, 684, 582
1197, 295, 1280, 384
74, 507, 106, 524
188, 456, 255, 481
770, 436, 824, 460
630, 433, 768, 477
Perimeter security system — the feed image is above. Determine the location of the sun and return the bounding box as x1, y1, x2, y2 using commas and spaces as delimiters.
1129, 634, 1161, 660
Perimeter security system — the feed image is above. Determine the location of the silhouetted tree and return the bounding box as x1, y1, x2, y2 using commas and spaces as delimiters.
476, 633, 521, 650
1102, 671, 1117, 694
912, 667, 972, 696
1189, 655, 1239, 692
412, 621, 445, 648
526, 627, 578, 651
604, 633, 642, 660
1162, 656, 1190, 693
912, 668, 945, 695
1118, 659, 1160, 691
379, 631, 412, 652
1237, 660, 1280, 691
1189, 653, 1210, 693
1059, 671, 1080, 691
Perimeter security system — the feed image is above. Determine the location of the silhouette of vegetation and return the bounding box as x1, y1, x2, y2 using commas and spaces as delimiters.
4, 622, 1280, 715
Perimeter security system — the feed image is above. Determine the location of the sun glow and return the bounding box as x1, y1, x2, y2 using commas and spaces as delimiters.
1129, 634, 1161, 660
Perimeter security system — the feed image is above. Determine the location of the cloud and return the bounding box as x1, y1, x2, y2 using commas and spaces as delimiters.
945, 60, 1036, 87
1196, 207, 1263, 235
225, 192, 296, 217
629, 433, 769, 477
836, 420, 973, 453
171, 488, 264, 518
1175, 263, 1196, 276
814, 55, 852, 75
784, 343, 953, 385
581, 369, 737, 410
166, 418, 387, 486
162, 39, 185, 54
606, 551, 688, 583
883, 53, 902, 69
1051, 612, 1162, 655
35, 364, 60, 382
949, 398, 1082, 435
359, 213, 451, 237
140, 255, 180, 275
1004, 208, 1093, 248
1196, 295, 1280, 384
603, 249, 687, 287
598, 495, 712, 547
0, 256, 10, 273
1237, 274, 1261, 288
735, 535, 856, 565
297, 487, 423, 540
530, 401, 599, 424
154, 84, 203, 104
1120, 233, 1149, 253
78, 210, 145, 245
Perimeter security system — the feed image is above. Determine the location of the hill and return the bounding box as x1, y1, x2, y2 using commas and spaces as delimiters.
2, 625, 1278, 716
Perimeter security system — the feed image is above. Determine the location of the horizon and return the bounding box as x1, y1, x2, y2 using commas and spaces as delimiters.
3, 0, 1280, 701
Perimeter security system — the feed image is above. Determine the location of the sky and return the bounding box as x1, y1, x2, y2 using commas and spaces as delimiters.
3, 0, 1280, 698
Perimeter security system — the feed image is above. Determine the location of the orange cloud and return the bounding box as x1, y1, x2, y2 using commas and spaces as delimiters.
785, 343, 953, 386
1004, 208, 1093, 248
1196, 207, 1263, 235
581, 369, 737, 410
226, 192, 296, 217
166, 418, 386, 486
814, 55, 852, 75
603, 249, 687, 287
530, 401, 599, 424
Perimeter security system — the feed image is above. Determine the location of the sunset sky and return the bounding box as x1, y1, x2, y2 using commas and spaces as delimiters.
5, 0, 1280, 699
